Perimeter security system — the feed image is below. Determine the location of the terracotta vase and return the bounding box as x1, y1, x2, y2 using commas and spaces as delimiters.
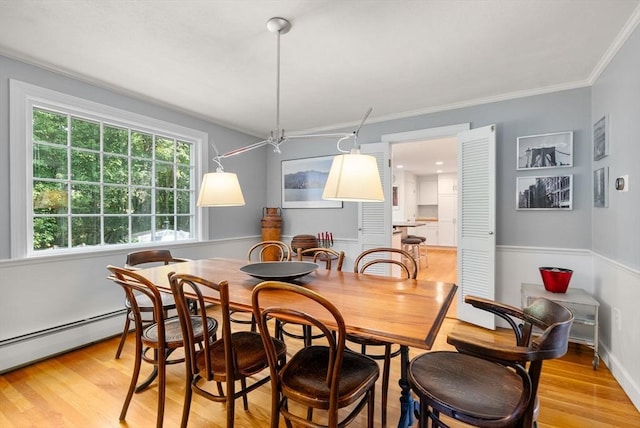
260, 207, 282, 261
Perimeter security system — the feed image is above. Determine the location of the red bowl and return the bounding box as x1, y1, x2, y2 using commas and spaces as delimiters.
539, 267, 573, 293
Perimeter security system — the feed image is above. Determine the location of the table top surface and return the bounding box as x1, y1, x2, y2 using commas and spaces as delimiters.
136, 257, 457, 350
393, 222, 427, 228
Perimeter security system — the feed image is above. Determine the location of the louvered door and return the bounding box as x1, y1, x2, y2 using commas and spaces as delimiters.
456, 125, 496, 329
358, 142, 391, 276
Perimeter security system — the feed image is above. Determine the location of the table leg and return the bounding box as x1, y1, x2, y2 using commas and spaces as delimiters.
398, 345, 416, 428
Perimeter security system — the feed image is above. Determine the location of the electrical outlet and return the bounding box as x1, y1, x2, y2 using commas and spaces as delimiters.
613, 307, 622, 331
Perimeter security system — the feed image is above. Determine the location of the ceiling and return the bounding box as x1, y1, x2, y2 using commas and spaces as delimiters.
1, 1, 638, 162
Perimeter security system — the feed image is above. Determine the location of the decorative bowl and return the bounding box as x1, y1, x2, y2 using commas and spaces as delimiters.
539, 267, 573, 293
240, 261, 319, 281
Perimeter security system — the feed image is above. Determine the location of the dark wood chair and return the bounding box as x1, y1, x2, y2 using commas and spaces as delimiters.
168, 272, 287, 428
349, 246, 418, 428
114, 249, 189, 359
252, 281, 379, 428
408, 295, 574, 428
231, 240, 294, 331
106, 265, 217, 428
296, 247, 345, 271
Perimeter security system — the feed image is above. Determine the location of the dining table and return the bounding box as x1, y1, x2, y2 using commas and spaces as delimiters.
134, 257, 457, 428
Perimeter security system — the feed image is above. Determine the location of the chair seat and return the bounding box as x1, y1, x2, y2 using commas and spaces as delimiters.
408, 351, 525, 421
128, 290, 176, 309
281, 346, 379, 409
143, 316, 217, 347
196, 331, 286, 379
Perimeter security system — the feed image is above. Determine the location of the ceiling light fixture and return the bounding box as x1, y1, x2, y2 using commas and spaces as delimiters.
197, 17, 384, 207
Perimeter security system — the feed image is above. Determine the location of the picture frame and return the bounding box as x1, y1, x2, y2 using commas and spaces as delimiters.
281, 155, 342, 209
516, 175, 573, 210
392, 185, 399, 209
516, 131, 573, 170
594, 167, 608, 208
593, 114, 608, 161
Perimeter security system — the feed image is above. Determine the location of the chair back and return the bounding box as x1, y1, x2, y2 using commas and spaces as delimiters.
107, 265, 167, 341
297, 247, 345, 271
247, 241, 292, 262
354, 247, 417, 279
125, 249, 188, 268
168, 273, 232, 381
252, 281, 347, 415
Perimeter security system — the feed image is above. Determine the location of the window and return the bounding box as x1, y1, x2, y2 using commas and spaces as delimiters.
10, 80, 207, 257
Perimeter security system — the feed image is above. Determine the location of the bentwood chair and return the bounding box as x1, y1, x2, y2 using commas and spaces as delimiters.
106, 266, 218, 428
350, 247, 418, 428
168, 272, 287, 428
408, 296, 574, 428
114, 249, 189, 359
231, 240, 294, 331
252, 281, 379, 428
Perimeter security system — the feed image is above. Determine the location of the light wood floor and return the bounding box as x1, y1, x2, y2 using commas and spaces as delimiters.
1, 248, 638, 427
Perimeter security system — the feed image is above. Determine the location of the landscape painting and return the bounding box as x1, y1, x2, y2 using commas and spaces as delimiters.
281, 156, 342, 208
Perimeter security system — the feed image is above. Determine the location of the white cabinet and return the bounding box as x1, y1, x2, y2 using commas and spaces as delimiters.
438, 173, 458, 195
418, 179, 438, 205
437, 177, 457, 247
414, 224, 438, 246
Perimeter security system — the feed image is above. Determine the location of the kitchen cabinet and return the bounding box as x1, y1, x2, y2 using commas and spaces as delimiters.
414, 223, 438, 246
438, 173, 457, 195
418, 179, 438, 205
438, 193, 457, 247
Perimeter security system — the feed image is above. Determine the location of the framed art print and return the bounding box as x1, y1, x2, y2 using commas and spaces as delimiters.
517, 175, 573, 210
281, 155, 342, 209
516, 131, 573, 170
593, 114, 609, 161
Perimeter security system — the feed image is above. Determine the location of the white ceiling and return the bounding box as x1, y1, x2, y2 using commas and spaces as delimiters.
1, 1, 638, 170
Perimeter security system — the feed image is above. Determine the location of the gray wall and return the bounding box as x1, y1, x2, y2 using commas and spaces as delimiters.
591, 25, 640, 270
267, 88, 592, 250
0, 55, 266, 260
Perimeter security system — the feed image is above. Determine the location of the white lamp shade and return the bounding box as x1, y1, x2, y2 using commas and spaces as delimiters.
322, 152, 384, 202
197, 171, 246, 207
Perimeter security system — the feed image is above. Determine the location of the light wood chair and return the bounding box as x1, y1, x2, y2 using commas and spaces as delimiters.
106, 265, 217, 428
408, 296, 574, 428
252, 281, 379, 428
350, 246, 417, 427
169, 272, 286, 428
296, 247, 345, 271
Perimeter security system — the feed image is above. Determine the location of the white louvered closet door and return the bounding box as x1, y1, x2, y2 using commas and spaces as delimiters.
456, 125, 496, 329
358, 142, 392, 276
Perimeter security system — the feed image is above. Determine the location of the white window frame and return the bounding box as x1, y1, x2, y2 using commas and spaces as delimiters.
9, 79, 208, 258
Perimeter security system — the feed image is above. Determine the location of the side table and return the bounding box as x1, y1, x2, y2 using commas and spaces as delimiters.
521, 283, 600, 369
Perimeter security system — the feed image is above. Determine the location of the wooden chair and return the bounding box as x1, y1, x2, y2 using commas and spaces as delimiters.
252, 281, 379, 428
296, 247, 345, 271
408, 295, 574, 428
349, 247, 417, 428
168, 272, 287, 428
114, 249, 189, 358
106, 265, 217, 428
231, 240, 294, 331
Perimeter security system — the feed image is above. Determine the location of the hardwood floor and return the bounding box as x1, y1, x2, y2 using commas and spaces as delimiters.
1, 248, 637, 427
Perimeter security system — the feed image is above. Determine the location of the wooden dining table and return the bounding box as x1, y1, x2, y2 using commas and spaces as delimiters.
135, 257, 457, 428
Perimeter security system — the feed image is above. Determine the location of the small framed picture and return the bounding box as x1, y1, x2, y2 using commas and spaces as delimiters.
594, 167, 608, 208
593, 115, 608, 161
281, 155, 342, 209
516, 131, 573, 170
517, 175, 573, 210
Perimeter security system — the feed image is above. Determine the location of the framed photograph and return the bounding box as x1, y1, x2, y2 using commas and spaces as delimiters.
281, 155, 342, 209
392, 185, 399, 209
517, 175, 573, 210
594, 167, 609, 208
593, 114, 608, 161
516, 131, 573, 170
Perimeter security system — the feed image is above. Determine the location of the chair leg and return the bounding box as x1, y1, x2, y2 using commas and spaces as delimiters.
381, 344, 391, 428
368, 386, 376, 428
120, 331, 143, 421
180, 375, 193, 428
156, 349, 166, 428
241, 377, 249, 410
115, 310, 131, 359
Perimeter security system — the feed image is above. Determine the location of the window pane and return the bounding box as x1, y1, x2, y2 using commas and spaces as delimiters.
157, 216, 174, 233
131, 159, 152, 186
33, 143, 67, 179
72, 217, 101, 247
104, 125, 128, 155
131, 131, 152, 158
104, 185, 129, 214
71, 149, 100, 182
177, 216, 192, 239
155, 163, 174, 188
104, 216, 130, 244
176, 140, 191, 164
155, 137, 174, 162
131, 187, 152, 214
176, 190, 190, 214
176, 165, 191, 189
33, 216, 68, 250
156, 189, 174, 214
33, 108, 67, 145
71, 184, 101, 214
33, 181, 68, 214
104, 155, 128, 184
131, 216, 152, 242
71, 117, 100, 150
